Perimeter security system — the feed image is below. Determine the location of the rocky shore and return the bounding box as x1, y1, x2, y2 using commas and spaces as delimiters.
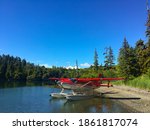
95, 85, 150, 113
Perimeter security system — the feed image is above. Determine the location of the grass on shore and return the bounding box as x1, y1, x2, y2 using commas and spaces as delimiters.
114, 75, 150, 91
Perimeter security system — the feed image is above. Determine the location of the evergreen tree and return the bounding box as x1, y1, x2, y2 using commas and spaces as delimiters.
93, 49, 99, 71
75, 60, 80, 77
144, 1, 150, 73
118, 38, 136, 80
146, 1, 150, 39
135, 39, 146, 74
103, 46, 115, 69
144, 40, 150, 72
128, 47, 139, 77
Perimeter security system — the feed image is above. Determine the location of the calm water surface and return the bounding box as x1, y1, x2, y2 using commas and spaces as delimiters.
0, 82, 134, 113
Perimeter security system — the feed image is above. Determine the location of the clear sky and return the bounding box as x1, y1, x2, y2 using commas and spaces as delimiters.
0, 0, 148, 68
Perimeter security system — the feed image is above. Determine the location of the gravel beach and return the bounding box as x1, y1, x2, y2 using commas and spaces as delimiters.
95, 85, 150, 113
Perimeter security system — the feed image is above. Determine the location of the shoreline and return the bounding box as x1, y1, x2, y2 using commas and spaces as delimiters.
95, 85, 150, 113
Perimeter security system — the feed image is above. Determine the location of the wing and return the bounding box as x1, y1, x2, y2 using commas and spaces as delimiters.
76, 77, 124, 82
76, 78, 100, 82
100, 78, 124, 81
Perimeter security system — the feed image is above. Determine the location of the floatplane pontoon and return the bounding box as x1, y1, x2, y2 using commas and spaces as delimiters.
49, 76, 124, 100
50, 88, 68, 98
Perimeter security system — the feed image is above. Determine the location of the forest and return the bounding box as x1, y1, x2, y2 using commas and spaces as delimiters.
0, 37, 150, 82
0, 35, 150, 90
0, 54, 78, 81
0, 49, 117, 82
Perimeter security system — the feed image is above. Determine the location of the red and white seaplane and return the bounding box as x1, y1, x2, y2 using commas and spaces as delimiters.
49, 75, 124, 100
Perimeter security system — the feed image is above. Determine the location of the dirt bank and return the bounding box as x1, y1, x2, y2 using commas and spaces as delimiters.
95, 85, 150, 113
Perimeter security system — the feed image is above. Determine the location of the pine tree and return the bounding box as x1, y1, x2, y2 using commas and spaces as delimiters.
75, 60, 80, 77
146, 0, 150, 39
93, 49, 99, 71
145, 1, 150, 73
144, 40, 150, 72
135, 39, 146, 74
118, 38, 136, 80
103, 46, 115, 70
128, 47, 139, 77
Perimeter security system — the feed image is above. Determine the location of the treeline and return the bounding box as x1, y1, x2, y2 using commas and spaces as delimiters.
0, 55, 79, 81
118, 38, 150, 80
80, 47, 117, 78
83, 37, 150, 81
1, 38, 150, 82
0, 51, 117, 82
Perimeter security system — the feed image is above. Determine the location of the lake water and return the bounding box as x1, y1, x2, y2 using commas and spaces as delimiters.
0, 82, 134, 113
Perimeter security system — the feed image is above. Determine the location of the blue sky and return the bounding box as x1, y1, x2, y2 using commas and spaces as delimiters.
0, 0, 148, 68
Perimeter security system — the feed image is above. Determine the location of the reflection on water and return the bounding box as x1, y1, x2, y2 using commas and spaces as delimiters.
0, 81, 51, 88
49, 98, 132, 113
0, 82, 134, 113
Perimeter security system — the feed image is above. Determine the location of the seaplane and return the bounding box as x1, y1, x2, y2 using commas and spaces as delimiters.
49, 75, 124, 100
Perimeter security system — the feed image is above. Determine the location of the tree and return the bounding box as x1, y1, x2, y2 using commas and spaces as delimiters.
135, 39, 146, 74
144, 40, 150, 73
93, 49, 99, 71
103, 46, 115, 70
75, 60, 80, 77
146, 2, 150, 39
118, 38, 137, 80
128, 47, 139, 77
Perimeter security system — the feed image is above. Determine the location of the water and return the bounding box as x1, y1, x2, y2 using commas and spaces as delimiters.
0, 82, 134, 113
